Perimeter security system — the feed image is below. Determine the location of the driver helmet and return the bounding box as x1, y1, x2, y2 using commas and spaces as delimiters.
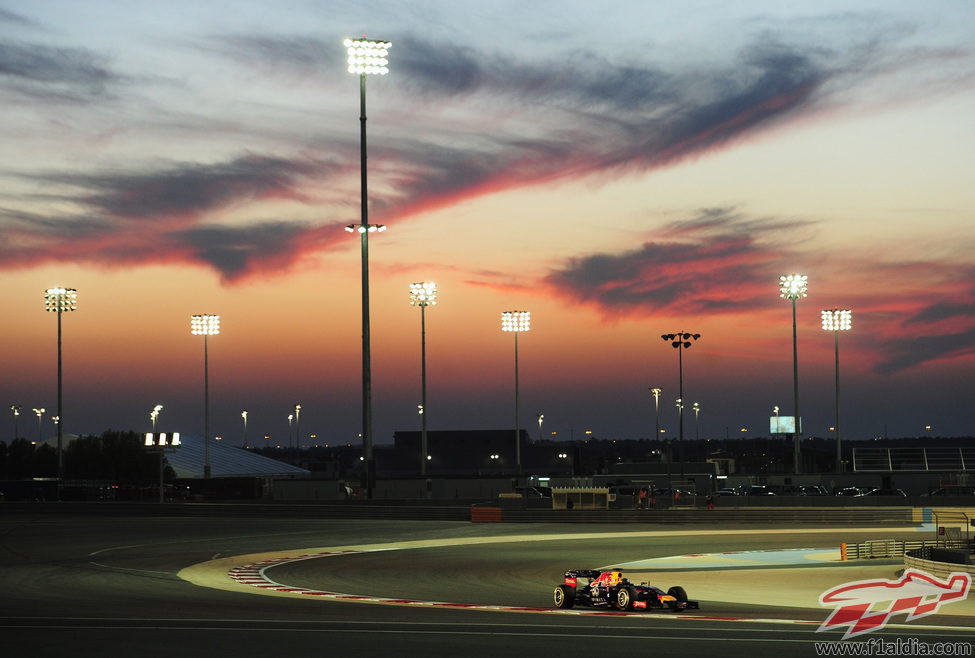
606, 571, 623, 586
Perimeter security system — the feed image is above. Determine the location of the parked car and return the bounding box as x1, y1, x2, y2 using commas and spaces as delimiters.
746, 485, 775, 496
835, 487, 866, 496
714, 488, 739, 496
922, 486, 975, 497
796, 485, 829, 496
856, 487, 907, 497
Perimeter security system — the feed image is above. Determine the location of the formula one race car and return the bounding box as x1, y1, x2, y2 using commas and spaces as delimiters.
553, 569, 699, 612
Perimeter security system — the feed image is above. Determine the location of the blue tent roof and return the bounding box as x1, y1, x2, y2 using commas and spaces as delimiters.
37, 433, 309, 479
165, 435, 310, 478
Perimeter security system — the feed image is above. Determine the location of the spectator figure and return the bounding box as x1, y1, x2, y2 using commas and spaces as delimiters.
706, 494, 714, 510
649, 489, 656, 509
639, 487, 648, 509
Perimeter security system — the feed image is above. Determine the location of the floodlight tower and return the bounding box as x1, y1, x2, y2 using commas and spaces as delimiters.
344, 36, 390, 500
44, 286, 76, 484
780, 273, 807, 473
150, 404, 163, 433
650, 387, 662, 439
33, 407, 45, 443
241, 411, 248, 448
410, 282, 437, 476
190, 314, 219, 478
502, 311, 531, 475
10, 405, 21, 440
822, 309, 852, 472
661, 332, 700, 479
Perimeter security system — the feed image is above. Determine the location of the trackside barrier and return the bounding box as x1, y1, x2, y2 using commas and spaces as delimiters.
470, 507, 502, 523
843, 538, 971, 560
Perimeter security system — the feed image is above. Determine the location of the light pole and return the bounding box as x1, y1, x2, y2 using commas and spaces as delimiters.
287, 414, 294, 452
780, 273, 807, 473
44, 286, 76, 485
241, 411, 248, 448
10, 405, 21, 440
502, 311, 531, 475
693, 402, 701, 440
537, 414, 544, 443
661, 332, 700, 479
294, 403, 301, 456
822, 308, 852, 472
33, 407, 44, 443
190, 313, 219, 478
650, 387, 662, 439
410, 282, 437, 476
150, 404, 163, 433
344, 36, 390, 500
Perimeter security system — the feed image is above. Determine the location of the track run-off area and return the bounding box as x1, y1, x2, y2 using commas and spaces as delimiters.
4, 511, 975, 656
179, 525, 975, 627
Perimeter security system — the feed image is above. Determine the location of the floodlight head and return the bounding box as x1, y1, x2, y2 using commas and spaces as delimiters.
779, 273, 808, 299
345, 37, 390, 75
501, 310, 531, 332
821, 309, 852, 332
410, 281, 438, 307
190, 314, 220, 336
44, 287, 77, 312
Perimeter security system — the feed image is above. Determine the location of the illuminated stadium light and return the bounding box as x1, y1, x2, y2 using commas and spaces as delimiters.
501, 310, 531, 332
44, 287, 77, 312
190, 313, 220, 335
190, 314, 219, 477
344, 38, 391, 75
44, 286, 77, 488
409, 281, 438, 307
344, 36, 392, 498
779, 273, 808, 473
779, 273, 808, 299
501, 310, 531, 474
822, 308, 853, 472
821, 308, 852, 332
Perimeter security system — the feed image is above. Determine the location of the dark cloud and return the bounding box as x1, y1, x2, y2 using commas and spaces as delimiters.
0, 154, 343, 281
544, 208, 810, 317
875, 327, 975, 374
205, 34, 344, 78
172, 221, 340, 282
34, 154, 329, 222
0, 8, 36, 27
0, 42, 119, 101
874, 278, 975, 372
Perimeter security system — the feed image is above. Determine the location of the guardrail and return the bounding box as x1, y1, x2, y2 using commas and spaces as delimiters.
2, 501, 919, 525
842, 538, 972, 560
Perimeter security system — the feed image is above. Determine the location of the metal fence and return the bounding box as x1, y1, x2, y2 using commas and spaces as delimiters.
845, 538, 972, 560
852, 447, 975, 472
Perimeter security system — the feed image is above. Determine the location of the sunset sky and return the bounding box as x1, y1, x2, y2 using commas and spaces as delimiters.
2, 1, 974, 449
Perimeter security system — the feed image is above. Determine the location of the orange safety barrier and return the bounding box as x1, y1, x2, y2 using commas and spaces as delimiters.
470, 507, 503, 523
840, 542, 847, 561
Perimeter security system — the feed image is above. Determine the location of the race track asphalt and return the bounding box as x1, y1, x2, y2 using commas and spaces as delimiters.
2, 510, 973, 657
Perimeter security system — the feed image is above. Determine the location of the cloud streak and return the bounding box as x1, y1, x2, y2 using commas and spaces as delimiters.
543, 207, 811, 317
1, 18, 970, 285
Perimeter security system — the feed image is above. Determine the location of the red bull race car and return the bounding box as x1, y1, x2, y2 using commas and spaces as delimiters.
553, 569, 699, 612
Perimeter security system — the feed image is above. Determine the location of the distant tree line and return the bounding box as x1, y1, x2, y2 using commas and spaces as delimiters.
0, 430, 171, 483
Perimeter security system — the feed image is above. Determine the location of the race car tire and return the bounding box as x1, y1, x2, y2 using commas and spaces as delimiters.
554, 585, 575, 609
666, 586, 688, 611
614, 586, 635, 611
